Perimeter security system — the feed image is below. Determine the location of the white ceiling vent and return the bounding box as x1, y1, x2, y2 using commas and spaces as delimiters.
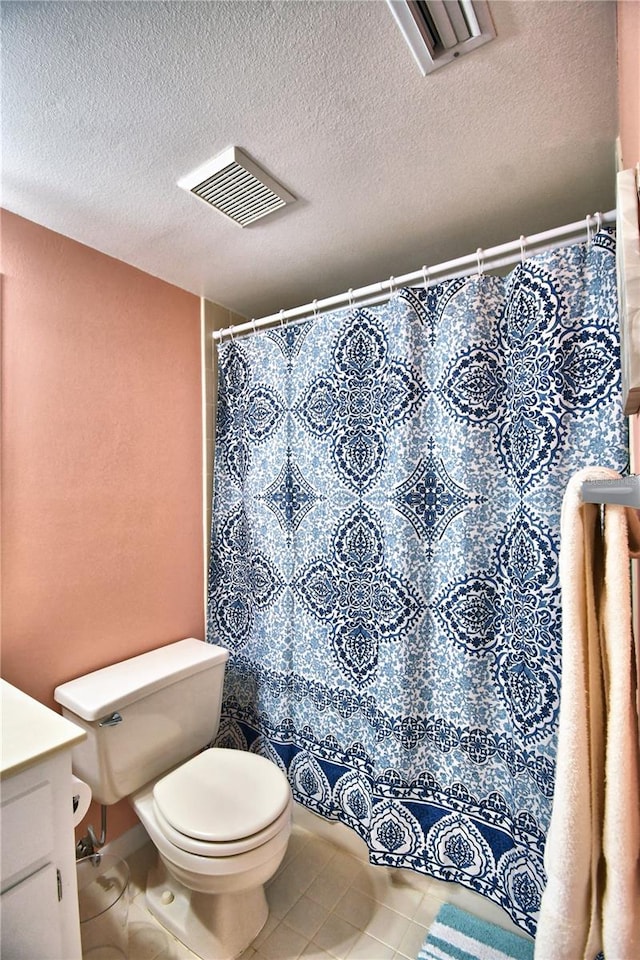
177, 146, 295, 227
387, 1, 496, 75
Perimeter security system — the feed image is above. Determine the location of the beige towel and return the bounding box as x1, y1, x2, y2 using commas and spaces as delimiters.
535, 468, 640, 960
600, 501, 640, 957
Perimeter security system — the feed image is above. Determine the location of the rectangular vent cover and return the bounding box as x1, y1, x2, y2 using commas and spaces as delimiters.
177, 147, 295, 227
387, 0, 495, 75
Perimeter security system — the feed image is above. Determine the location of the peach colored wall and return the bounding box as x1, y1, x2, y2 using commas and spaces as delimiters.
618, 0, 640, 170
617, 2, 640, 463
1, 210, 205, 838
616, 2, 640, 655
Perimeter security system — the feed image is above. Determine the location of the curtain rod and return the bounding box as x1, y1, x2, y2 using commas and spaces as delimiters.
213, 210, 616, 342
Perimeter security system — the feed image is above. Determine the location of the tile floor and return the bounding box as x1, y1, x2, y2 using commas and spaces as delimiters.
124, 823, 529, 960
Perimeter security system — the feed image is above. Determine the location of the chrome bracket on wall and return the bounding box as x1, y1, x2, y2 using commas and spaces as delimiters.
581, 475, 640, 508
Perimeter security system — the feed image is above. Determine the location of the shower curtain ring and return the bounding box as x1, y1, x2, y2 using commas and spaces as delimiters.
313, 299, 318, 320
348, 288, 354, 308
279, 309, 286, 329
595, 211, 602, 234
586, 215, 593, 248
476, 248, 484, 276
422, 265, 430, 287
389, 276, 395, 296
251, 318, 257, 335
228, 325, 235, 342
519, 236, 527, 262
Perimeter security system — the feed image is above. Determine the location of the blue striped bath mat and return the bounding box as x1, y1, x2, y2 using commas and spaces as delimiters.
418, 903, 534, 960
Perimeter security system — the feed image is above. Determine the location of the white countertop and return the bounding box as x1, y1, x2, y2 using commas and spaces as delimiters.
1, 680, 86, 778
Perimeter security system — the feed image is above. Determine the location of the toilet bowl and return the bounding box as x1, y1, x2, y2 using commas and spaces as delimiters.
131, 749, 293, 958
54, 638, 293, 960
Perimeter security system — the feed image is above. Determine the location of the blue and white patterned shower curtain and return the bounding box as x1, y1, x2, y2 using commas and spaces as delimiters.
207, 231, 626, 935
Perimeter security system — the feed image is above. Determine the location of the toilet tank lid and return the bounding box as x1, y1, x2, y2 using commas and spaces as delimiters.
53, 639, 229, 721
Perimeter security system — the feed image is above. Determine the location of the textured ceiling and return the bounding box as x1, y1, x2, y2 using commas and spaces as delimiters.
2, 1, 618, 320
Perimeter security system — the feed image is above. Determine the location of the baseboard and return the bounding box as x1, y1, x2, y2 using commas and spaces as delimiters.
99, 822, 150, 862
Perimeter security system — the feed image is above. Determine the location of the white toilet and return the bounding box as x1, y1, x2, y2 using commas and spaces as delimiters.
54, 638, 293, 960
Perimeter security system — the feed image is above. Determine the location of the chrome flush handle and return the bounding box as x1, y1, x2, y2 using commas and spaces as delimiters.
98, 712, 123, 727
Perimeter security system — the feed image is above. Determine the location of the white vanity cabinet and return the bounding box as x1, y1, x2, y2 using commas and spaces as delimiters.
1, 680, 86, 960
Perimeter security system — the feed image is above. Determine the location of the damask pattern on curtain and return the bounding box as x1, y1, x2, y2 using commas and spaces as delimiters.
206, 231, 626, 935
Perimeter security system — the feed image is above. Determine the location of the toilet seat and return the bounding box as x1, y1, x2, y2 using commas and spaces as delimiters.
152, 748, 291, 857
153, 796, 293, 858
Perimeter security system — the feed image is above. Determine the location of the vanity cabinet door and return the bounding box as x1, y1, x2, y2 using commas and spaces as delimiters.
0, 862, 63, 960
1, 754, 82, 959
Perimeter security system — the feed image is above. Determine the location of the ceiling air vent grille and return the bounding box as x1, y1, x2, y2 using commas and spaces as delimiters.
177, 147, 295, 227
387, 0, 496, 75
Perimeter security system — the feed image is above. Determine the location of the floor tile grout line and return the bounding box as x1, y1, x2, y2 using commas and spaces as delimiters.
269, 852, 435, 956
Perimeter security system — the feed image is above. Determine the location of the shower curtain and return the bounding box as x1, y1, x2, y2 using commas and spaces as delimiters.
207, 230, 627, 935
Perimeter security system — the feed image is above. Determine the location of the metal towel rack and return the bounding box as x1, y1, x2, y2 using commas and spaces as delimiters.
581, 475, 640, 508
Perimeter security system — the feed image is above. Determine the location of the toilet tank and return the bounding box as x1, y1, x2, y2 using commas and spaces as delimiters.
54, 639, 229, 805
